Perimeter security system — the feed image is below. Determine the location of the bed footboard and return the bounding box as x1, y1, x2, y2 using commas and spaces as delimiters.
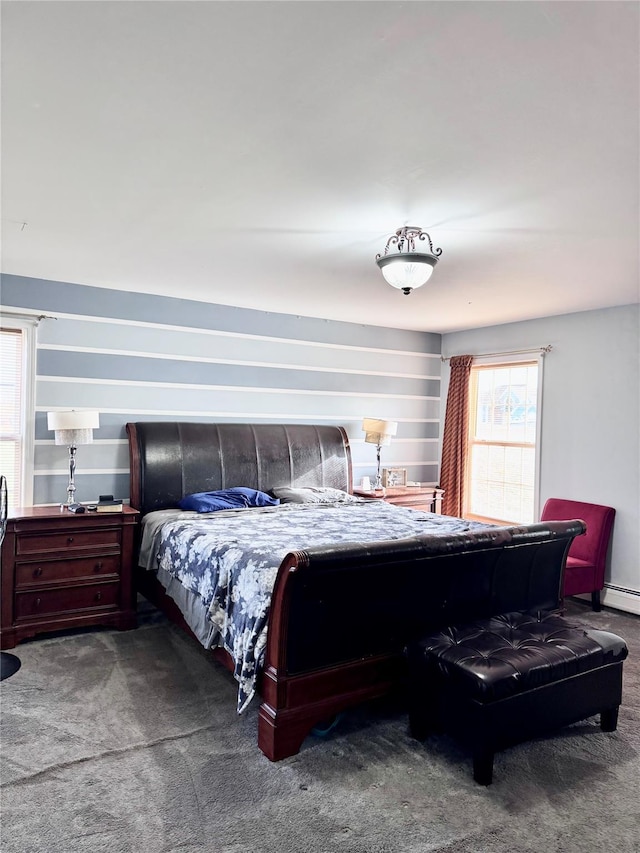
256, 520, 585, 760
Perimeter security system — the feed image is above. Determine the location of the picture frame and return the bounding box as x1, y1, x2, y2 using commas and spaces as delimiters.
382, 467, 407, 488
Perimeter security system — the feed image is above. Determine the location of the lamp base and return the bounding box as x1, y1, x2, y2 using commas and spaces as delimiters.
65, 444, 78, 506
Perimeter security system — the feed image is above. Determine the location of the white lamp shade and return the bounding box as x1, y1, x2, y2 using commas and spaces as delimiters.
47, 411, 99, 445
362, 418, 398, 446
47, 411, 100, 431
378, 256, 436, 291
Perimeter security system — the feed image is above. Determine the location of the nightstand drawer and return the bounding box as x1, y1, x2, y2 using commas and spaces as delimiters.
16, 528, 121, 555
386, 496, 435, 511
15, 583, 120, 621
15, 555, 121, 588
392, 501, 435, 512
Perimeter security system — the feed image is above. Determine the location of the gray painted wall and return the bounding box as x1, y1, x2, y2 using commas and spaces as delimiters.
442, 304, 640, 611
1, 274, 442, 505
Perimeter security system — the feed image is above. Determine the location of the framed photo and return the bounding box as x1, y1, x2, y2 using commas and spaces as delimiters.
382, 467, 407, 488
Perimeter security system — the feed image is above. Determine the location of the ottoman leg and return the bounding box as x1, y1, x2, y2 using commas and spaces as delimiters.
601, 706, 619, 732
472, 748, 494, 786
409, 706, 435, 741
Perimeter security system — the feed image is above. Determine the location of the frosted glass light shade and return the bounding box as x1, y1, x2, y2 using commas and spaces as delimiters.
377, 254, 437, 291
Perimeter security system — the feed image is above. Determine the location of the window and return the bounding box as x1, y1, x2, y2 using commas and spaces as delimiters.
1, 321, 36, 509
465, 359, 540, 524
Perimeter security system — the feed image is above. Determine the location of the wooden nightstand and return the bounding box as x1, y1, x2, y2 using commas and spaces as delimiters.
353, 485, 444, 514
0, 505, 139, 649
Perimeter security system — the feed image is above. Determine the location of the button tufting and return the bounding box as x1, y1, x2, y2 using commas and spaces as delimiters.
413, 610, 628, 702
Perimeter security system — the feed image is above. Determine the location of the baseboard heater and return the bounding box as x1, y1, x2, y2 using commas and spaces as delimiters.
602, 585, 640, 616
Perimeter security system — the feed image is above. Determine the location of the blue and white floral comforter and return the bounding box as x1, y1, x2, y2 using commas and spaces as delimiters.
141, 501, 489, 712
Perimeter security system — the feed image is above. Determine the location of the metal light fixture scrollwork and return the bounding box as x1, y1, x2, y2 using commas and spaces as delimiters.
375, 226, 442, 295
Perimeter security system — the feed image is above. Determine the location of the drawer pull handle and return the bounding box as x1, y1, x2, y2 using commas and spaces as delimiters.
67, 536, 74, 544
95, 591, 102, 601
94, 562, 103, 572
35, 597, 41, 608
34, 567, 43, 577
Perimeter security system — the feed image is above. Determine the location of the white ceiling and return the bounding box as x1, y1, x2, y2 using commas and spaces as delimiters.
2, 1, 638, 333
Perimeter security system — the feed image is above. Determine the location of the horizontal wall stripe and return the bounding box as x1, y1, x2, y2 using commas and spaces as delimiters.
34, 468, 130, 476
36, 385, 440, 421
35, 462, 440, 503
35, 464, 441, 478
38, 323, 441, 378
350, 437, 440, 444
36, 312, 441, 361
353, 466, 440, 474
353, 460, 440, 470
36, 461, 440, 476
35, 435, 439, 446
34, 463, 440, 480
39, 344, 441, 382
354, 423, 443, 438
34, 472, 130, 506
2, 275, 442, 353
17, 308, 442, 368
363, 461, 440, 468
37, 350, 440, 397
34, 501, 131, 508
35, 442, 129, 471
35, 439, 127, 445
37, 375, 439, 402
33, 416, 440, 442
35, 436, 439, 470
35, 442, 440, 474
37, 407, 441, 424
352, 449, 440, 463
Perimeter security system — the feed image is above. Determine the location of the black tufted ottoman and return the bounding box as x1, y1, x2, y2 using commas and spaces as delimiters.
406, 611, 628, 785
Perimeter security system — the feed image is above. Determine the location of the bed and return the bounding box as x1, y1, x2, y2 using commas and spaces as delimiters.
127, 421, 583, 761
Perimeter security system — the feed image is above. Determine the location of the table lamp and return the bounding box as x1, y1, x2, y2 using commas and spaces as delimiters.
47, 410, 100, 505
362, 417, 398, 491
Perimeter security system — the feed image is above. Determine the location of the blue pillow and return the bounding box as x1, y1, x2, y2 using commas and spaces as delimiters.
178, 487, 280, 513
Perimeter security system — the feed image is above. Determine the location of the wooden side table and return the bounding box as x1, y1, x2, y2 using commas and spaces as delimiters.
0, 505, 139, 649
353, 485, 444, 514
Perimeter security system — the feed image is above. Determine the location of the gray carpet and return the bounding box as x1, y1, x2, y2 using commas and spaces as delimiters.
1, 600, 639, 853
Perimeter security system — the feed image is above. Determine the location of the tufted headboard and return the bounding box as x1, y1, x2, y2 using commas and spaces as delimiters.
126, 422, 352, 517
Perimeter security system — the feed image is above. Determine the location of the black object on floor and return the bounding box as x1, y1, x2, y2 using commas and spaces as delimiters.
0, 652, 21, 681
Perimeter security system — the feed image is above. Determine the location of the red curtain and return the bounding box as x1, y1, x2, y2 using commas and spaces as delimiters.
440, 355, 473, 517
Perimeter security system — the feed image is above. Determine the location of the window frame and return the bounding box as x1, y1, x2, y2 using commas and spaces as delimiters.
1, 316, 37, 508
464, 352, 544, 525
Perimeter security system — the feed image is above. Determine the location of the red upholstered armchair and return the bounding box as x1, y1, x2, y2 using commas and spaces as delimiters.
540, 498, 615, 612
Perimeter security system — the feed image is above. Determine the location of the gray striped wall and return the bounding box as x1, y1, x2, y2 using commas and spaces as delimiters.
1, 274, 442, 506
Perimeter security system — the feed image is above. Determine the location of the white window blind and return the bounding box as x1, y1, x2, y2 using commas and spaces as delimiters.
466, 360, 540, 524
1, 327, 25, 508
1, 318, 36, 509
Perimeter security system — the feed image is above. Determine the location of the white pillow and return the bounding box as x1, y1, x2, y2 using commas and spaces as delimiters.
271, 486, 363, 505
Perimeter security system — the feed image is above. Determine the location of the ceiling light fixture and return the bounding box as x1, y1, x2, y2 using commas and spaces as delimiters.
375, 226, 442, 295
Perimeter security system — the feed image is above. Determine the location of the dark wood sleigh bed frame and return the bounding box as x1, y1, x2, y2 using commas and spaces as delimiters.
127, 421, 584, 762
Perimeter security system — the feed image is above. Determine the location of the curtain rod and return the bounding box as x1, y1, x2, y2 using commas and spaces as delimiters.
441, 345, 552, 362
0, 308, 57, 323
